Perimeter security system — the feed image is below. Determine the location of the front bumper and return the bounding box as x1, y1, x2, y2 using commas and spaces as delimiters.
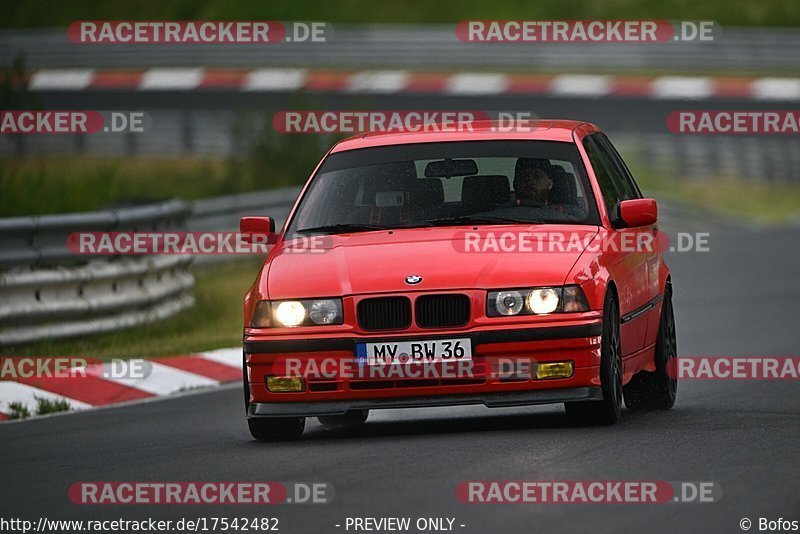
248, 387, 602, 417
245, 320, 603, 416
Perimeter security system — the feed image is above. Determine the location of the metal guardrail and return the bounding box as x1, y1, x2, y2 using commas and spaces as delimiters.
1, 25, 799, 72
0, 199, 190, 268
0, 188, 301, 346
0, 199, 195, 346
0, 256, 195, 346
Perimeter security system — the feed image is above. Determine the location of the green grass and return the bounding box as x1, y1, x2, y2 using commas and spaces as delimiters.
1, 259, 263, 360
7, 401, 30, 419
2, 0, 799, 27
0, 155, 313, 217
636, 173, 800, 224
0, 158, 227, 217
34, 395, 71, 415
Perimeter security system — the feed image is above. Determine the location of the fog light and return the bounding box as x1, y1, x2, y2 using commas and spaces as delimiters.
267, 376, 305, 392
534, 362, 574, 380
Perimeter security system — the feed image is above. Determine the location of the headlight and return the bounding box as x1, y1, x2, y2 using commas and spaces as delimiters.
250, 298, 343, 327
487, 285, 589, 316
275, 301, 306, 327
309, 299, 341, 325
528, 288, 560, 314
494, 290, 525, 316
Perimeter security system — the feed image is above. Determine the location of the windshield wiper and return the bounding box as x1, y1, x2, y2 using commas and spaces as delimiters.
296, 223, 390, 235
427, 215, 542, 226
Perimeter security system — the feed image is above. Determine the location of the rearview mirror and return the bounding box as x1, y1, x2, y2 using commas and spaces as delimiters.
424, 158, 478, 178
240, 216, 277, 244
617, 198, 657, 227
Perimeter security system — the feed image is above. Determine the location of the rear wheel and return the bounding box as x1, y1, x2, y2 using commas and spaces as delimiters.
624, 288, 678, 411
565, 291, 622, 425
248, 417, 306, 441
318, 410, 369, 429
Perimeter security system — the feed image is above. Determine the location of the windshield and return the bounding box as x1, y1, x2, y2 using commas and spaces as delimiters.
286, 140, 600, 235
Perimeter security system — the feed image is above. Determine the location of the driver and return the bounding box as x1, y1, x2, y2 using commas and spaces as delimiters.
513, 166, 553, 207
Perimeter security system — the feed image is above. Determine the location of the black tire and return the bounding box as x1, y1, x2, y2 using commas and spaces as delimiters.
565, 291, 623, 425
248, 417, 306, 441
624, 288, 678, 411
318, 410, 369, 429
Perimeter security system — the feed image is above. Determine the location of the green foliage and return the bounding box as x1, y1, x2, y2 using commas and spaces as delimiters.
34, 395, 71, 415
7, 401, 31, 419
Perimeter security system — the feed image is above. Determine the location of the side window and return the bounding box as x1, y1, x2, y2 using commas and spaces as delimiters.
597, 133, 642, 199
583, 134, 622, 214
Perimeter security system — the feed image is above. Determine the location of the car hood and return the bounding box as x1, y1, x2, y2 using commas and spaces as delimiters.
265, 226, 599, 299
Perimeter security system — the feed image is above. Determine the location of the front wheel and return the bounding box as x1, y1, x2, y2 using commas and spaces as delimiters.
565, 291, 623, 425
248, 417, 305, 441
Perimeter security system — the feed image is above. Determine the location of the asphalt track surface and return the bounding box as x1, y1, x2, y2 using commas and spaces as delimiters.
2, 204, 799, 533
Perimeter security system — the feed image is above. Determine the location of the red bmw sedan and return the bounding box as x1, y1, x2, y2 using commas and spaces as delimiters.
241, 121, 677, 440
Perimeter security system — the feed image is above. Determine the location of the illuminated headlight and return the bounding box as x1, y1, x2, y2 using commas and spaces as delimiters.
250, 299, 343, 327
487, 285, 589, 316
275, 301, 307, 327
528, 288, 560, 314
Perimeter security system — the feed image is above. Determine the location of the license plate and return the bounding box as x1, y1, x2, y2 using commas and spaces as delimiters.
356, 338, 472, 366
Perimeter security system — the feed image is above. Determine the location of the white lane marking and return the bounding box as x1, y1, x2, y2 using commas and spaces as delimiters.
139, 68, 204, 90
446, 73, 509, 95
244, 68, 308, 91
347, 70, 409, 93
651, 76, 713, 99
103, 361, 218, 396
0, 381, 91, 413
751, 78, 800, 100
29, 69, 95, 90
198, 347, 243, 369
550, 74, 612, 97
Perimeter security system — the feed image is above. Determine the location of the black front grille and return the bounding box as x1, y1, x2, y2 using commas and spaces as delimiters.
357, 297, 412, 331
415, 294, 471, 328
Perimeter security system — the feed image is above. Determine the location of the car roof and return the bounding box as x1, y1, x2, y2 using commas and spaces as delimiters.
330, 120, 599, 153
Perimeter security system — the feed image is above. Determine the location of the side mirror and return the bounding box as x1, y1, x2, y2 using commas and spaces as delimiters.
617, 198, 657, 227
240, 216, 277, 244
